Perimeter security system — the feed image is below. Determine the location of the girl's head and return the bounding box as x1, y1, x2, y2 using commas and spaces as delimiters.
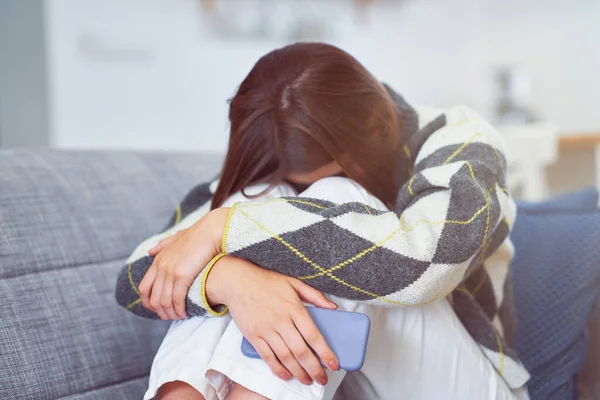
212, 42, 406, 209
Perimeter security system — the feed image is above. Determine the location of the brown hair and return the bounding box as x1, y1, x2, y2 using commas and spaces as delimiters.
212, 42, 406, 210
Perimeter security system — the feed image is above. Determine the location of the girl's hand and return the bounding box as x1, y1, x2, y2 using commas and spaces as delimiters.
206, 256, 340, 386
147, 229, 188, 257
138, 208, 230, 319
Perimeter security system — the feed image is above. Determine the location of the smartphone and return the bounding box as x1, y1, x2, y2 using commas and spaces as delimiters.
241, 306, 370, 372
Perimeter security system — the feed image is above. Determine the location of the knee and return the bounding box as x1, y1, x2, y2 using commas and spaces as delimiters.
301, 177, 386, 211
227, 383, 269, 400
157, 381, 205, 400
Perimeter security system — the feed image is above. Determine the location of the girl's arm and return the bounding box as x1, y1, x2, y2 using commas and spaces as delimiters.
221, 106, 516, 307
114, 182, 220, 320
116, 106, 514, 316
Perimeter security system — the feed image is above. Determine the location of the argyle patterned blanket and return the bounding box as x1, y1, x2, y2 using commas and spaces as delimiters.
116, 94, 530, 390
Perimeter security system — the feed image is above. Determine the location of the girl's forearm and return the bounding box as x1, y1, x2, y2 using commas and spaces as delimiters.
204, 256, 237, 307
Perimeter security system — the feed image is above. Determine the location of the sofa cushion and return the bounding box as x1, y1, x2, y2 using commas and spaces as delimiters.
0, 150, 221, 399
511, 188, 600, 400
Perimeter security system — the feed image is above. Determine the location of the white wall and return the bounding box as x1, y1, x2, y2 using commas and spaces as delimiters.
35, 0, 600, 151
46, 0, 252, 151
485, 0, 600, 132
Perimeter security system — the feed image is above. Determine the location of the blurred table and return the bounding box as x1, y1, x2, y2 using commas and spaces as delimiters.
559, 132, 600, 196
559, 133, 600, 150
501, 125, 600, 202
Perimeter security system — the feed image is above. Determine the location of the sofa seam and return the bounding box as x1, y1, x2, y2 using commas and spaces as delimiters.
0, 255, 127, 281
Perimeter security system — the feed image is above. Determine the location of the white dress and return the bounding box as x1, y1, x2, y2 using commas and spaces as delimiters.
143, 178, 528, 400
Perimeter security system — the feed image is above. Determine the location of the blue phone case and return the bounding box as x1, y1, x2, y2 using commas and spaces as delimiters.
241, 307, 370, 372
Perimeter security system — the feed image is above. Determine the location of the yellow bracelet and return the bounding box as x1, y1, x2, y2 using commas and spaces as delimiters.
200, 253, 229, 317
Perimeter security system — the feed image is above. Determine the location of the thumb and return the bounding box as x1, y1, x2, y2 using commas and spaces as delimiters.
294, 281, 337, 309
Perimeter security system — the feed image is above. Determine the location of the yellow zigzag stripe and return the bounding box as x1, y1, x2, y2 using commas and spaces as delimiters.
442, 132, 484, 165
448, 119, 474, 128
222, 204, 235, 254
300, 203, 488, 280
407, 175, 416, 196
127, 263, 139, 295
126, 298, 141, 310
407, 130, 486, 197
234, 207, 400, 305
403, 144, 412, 176
223, 200, 329, 254
438, 127, 502, 248
471, 265, 489, 296
362, 204, 373, 216
126, 263, 142, 310
478, 184, 497, 273
238, 201, 488, 306
454, 286, 471, 296
230, 124, 501, 304
286, 199, 328, 209
496, 332, 505, 376
466, 161, 491, 246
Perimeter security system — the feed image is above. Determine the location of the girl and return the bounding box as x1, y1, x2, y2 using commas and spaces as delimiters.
116, 42, 529, 400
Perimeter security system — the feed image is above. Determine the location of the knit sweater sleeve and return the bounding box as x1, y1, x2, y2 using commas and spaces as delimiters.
222, 106, 516, 307
114, 182, 226, 319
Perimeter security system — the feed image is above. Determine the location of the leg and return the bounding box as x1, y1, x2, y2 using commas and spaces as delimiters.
158, 381, 206, 400
146, 183, 298, 400
144, 316, 232, 400
340, 300, 525, 400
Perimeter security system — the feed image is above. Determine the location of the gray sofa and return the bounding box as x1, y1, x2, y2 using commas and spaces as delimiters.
0, 150, 221, 399
1, 149, 598, 400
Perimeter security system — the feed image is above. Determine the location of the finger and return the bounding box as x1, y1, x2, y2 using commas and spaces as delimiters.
138, 262, 158, 311
282, 322, 328, 385
251, 337, 291, 382
265, 332, 312, 385
294, 281, 337, 310
149, 270, 168, 320
148, 235, 178, 256
172, 280, 189, 319
159, 273, 179, 320
293, 309, 339, 372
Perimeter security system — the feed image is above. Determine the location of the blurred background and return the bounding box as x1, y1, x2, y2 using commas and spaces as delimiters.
1, 0, 599, 201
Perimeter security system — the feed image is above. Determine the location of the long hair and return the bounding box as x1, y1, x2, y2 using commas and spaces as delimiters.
212, 42, 406, 210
